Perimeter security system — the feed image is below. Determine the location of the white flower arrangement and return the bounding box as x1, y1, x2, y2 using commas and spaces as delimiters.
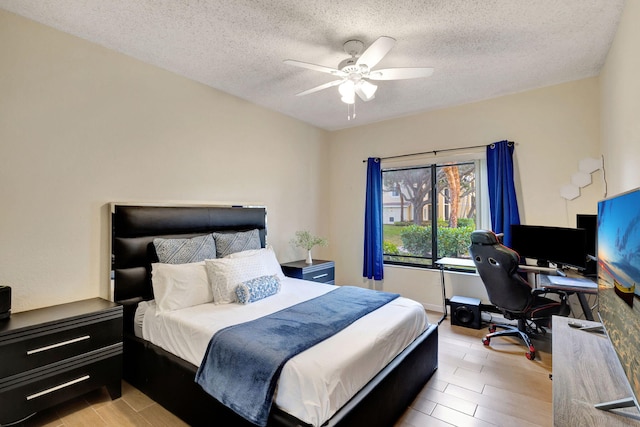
291, 231, 328, 264
291, 230, 328, 250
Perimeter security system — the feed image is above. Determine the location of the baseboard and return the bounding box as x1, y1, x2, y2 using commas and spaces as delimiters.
422, 302, 444, 313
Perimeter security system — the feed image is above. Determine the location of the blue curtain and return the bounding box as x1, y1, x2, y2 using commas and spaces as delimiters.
363, 157, 384, 280
487, 141, 520, 247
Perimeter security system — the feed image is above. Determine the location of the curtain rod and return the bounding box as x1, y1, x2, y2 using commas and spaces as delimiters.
361, 141, 514, 163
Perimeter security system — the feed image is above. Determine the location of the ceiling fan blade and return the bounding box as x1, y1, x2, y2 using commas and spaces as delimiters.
295, 79, 344, 96
368, 67, 434, 80
356, 36, 396, 68
284, 59, 346, 77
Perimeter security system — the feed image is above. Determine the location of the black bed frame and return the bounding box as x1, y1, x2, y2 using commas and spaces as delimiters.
111, 204, 438, 427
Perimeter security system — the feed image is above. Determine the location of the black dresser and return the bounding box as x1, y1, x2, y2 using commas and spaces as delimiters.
281, 259, 335, 285
0, 298, 122, 425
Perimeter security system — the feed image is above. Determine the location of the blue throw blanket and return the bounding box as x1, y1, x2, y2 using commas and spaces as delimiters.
195, 286, 399, 426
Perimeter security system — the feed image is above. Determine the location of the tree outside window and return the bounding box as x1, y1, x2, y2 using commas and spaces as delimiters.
382, 161, 477, 267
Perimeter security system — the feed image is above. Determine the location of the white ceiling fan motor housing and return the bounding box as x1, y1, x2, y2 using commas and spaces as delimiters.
340, 40, 370, 75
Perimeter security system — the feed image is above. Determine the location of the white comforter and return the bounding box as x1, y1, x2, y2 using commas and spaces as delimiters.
140, 278, 428, 426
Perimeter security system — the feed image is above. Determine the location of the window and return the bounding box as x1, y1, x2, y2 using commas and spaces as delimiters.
382, 161, 478, 268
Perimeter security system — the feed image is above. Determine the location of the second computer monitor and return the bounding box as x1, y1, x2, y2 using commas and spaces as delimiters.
510, 224, 588, 270
577, 213, 597, 256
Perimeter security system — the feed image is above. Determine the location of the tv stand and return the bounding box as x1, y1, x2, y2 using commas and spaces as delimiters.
595, 397, 637, 412
567, 320, 605, 333
553, 316, 640, 425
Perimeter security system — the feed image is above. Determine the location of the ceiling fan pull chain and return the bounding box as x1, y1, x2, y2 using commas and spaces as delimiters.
347, 102, 356, 121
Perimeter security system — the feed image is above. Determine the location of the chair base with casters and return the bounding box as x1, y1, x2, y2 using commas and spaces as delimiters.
482, 318, 540, 360
481, 292, 569, 360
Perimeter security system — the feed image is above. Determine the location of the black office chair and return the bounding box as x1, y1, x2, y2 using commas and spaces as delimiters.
468, 230, 570, 360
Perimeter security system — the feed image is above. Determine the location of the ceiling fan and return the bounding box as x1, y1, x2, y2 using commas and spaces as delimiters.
284, 36, 434, 108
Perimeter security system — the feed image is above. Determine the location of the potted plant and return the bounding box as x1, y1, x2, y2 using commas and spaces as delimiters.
291, 230, 328, 264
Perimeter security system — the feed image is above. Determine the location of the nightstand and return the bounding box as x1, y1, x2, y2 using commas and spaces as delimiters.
0, 298, 122, 425
281, 259, 335, 284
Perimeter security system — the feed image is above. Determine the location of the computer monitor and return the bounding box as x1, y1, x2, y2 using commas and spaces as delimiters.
509, 224, 588, 270
577, 214, 597, 257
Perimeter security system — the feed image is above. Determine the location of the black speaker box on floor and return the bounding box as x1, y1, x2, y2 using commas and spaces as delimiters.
450, 295, 481, 329
0, 285, 10, 320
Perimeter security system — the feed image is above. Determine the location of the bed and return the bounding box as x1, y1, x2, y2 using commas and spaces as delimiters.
111, 204, 438, 427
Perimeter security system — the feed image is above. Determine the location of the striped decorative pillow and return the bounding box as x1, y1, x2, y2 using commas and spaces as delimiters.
213, 229, 261, 258
153, 234, 216, 264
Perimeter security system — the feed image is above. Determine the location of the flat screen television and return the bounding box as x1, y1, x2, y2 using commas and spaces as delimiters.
509, 224, 588, 270
597, 187, 640, 412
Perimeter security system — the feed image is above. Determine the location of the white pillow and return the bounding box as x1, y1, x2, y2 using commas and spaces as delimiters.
205, 256, 270, 304
151, 261, 213, 312
225, 247, 285, 280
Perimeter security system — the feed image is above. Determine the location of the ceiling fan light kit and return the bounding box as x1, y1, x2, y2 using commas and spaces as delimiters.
355, 80, 377, 101
284, 36, 433, 120
338, 80, 356, 104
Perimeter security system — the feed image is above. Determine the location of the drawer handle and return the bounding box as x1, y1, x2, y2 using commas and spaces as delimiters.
27, 335, 91, 355
26, 375, 90, 400
312, 273, 329, 279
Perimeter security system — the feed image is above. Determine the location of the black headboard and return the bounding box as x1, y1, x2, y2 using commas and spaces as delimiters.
111, 204, 267, 330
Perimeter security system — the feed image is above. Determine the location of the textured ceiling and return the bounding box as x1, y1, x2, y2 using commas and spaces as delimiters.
0, 0, 624, 131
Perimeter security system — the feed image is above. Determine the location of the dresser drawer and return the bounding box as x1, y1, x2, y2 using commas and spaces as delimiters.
0, 315, 122, 378
302, 266, 335, 283
0, 347, 121, 426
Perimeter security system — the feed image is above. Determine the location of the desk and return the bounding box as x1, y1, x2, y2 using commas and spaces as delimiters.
538, 274, 597, 321
517, 264, 558, 274
552, 316, 639, 425
434, 257, 476, 324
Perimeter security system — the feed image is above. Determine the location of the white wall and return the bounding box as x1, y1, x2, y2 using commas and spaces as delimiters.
3, 3, 637, 315
600, 0, 640, 195
328, 79, 603, 311
0, 10, 331, 312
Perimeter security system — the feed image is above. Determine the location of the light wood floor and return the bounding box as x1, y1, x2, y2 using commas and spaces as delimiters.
395, 314, 553, 427
18, 314, 553, 427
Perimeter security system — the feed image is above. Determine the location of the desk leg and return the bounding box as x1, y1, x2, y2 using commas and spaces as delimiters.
438, 266, 447, 324
577, 293, 594, 321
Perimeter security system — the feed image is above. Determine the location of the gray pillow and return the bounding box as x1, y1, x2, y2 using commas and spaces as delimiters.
213, 229, 261, 258
153, 234, 217, 264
